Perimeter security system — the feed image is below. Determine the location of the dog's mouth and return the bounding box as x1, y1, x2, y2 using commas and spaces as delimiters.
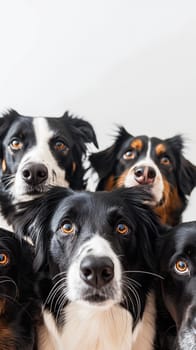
78, 285, 118, 307
82, 292, 108, 304
24, 186, 47, 195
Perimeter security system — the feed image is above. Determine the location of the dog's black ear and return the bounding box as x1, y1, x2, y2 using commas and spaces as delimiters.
5, 187, 74, 272
166, 134, 196, 195
0, 109, 19, 136
178, 157, 196, 195
0, 110, 19, 175
62, 111, 98, 150
89, 126, 132, 189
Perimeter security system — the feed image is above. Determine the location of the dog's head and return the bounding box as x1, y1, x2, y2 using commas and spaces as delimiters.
0, 109, 98, 198
0, 228, 40, 348
90, 127, 196, 226
0, 228, 36, 305
157, 222, 196, 350
11, 186, 161, 327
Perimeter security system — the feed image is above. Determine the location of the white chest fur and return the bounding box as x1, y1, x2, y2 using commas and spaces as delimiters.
41, 293, 155, 350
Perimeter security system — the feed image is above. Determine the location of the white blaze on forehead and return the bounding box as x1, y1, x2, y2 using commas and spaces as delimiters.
146, 139, 152, 159
33, 117, 54, 150
124, 138, 164, 204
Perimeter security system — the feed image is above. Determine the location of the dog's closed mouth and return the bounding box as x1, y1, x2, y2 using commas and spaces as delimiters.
83, 293, 108, 303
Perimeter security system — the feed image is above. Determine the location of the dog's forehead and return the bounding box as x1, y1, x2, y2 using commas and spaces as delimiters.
174, 223, 196, 253
150, 137, 169, 156
119, 135, 148, 152
118, 134, 171, 159
50, 191, 124, 228
162, 222, 196, 261
2, 114, 74, 145
46, 116, 75, 145
3, 115, 34, 139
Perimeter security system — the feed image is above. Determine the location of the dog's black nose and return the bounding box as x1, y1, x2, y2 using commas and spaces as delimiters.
134, 166, 156, 184
80, 255, 114, 288
22, 163, 48, 185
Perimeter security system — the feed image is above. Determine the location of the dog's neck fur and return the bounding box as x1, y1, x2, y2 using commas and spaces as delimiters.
40, 292, 155, 350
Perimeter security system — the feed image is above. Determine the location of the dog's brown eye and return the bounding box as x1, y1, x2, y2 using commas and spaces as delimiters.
0, 253, 9, 266
123, 150, 135, 160
160, 156, 171, 166
61, 220, 75, 235
10, 139, 23, 151
54, 141, 68, 152
116, 223, 129, 235
175, 260, 189, 274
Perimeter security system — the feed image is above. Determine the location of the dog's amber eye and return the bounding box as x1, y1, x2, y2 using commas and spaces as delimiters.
160, 156, 171, 166
0, 253, 9, 266
123, 150, 136, 160
61, 220, 75, 235
175, 260, 189, 274
10, 139, 23, 151
116, 223, 129, 235
54, 141, 68, 152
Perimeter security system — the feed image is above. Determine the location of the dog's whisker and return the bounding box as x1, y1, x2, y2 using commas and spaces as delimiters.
52, 271, 67, 280
122, 275, 142, 288
53, 286, 67, 314
56, 293, 67, 324
123, 270, 164, 280
123, 282, 141, 324
44, 277, 67, 307
0, 276, 18, 298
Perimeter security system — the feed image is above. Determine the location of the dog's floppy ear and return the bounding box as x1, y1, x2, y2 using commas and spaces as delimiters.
2, 187, 74, 272
89, 126, 132, 189
178, 157, 196, 195
166, 134, 196, 195
62, 111, 98, 150
0, 110, 19, 174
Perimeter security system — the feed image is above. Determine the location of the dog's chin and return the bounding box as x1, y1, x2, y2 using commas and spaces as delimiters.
77, 294, 116, 310
14, 184, 49, 201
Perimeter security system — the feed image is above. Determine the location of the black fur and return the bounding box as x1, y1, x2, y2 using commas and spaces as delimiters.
156, 222, 196, 349
0, 228, 41, 350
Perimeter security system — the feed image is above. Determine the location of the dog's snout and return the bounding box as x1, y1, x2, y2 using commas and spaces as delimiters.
134, 166, 156, 184
80, 255, 114, 288
22, 163, 48, 185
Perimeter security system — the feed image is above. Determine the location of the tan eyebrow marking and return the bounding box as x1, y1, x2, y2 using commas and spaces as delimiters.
130, 138, 143, 151
155, 143, 167, 156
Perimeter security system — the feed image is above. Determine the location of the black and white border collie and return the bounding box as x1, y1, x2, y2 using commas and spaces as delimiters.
89, 127, 196, 226
8, 186, 162, 350
0, 109, 98, 199
156, 222, 196, 350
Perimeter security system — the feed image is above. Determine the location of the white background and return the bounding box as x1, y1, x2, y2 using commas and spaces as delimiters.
0, 0, 195, 221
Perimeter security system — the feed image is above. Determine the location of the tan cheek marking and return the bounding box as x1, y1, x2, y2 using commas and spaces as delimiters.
0, 300, 6, 315
154, 177, 183, 226
155, 143, 166, 157
104, 175, 115, 191
1, 159, 6, 172
130, 138, 143, 151
0, 320, 15, 348
72, 162, 76, 173
115, 169, 129, 188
